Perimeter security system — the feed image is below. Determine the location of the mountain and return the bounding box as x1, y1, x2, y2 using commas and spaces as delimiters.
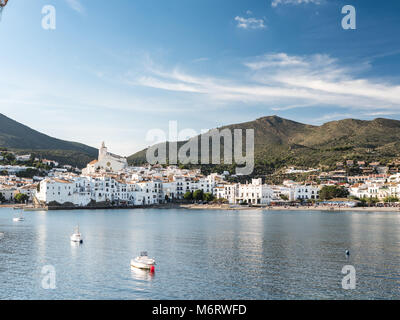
128, 116, 400, 174
0, 113, 98, 168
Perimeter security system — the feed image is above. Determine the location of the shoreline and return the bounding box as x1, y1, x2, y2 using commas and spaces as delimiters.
180, 204, 400, 212
2, 203, 400, 212
0, 204, 24, 208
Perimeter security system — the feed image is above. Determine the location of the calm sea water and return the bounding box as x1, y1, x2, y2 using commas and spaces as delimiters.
1, 207, 400, 300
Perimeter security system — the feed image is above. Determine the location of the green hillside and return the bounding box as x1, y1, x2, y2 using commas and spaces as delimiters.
128, 116, 400, 174
0, 113, 98, 168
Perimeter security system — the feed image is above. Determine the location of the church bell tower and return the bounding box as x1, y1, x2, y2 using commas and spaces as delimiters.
99, 141, 107, 160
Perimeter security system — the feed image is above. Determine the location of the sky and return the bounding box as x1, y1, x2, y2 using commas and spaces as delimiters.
0, 0, 400, 155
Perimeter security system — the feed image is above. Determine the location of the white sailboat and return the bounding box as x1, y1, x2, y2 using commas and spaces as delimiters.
70, 226, 83, 244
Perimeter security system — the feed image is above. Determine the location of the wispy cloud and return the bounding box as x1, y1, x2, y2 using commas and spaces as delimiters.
244, 53, 308, 69
65, 0, 85, 14
271, 0, 321, 7
129, 52, 400, 113
310, 112, 355, 123
234, 16, 266, 30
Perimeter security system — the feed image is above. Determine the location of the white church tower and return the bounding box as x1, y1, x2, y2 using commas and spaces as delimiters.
99, 141, 107, 161
82, 142, 128, 175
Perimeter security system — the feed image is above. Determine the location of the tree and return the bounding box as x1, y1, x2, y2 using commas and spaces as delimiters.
183, 191, 193, 201
366, 197, 378, 207
359, 198, 367, 207
0, 193, 5, 203
280, 194, 289, 201
204, 193, 215, 202
384, 196, 398, 203
319, 185, 349, 200
14, 193, 29, 204
4, 153, 15, 162
193, 190, 204, 201
16, 168, 41, 179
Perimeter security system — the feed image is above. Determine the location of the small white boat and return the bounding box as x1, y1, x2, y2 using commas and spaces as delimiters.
70, 226, 83, 244
131, 251, 156, 270
13, 211, 24, 222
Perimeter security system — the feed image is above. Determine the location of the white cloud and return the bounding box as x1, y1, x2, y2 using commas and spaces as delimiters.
65, 0, 85, 14
244, 53, 309, 69
131, 52, 400, 113
363, 111, 400, 117
310, 112, 355, 123
271, 0, 321, 7
234, 16, 266, 30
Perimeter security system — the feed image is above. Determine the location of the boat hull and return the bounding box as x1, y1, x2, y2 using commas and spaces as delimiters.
70, 235, 83, 243
130, 259, 155, 270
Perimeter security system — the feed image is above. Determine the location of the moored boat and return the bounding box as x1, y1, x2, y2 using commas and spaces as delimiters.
130, 251, 156, 270
70, 226, 83, 243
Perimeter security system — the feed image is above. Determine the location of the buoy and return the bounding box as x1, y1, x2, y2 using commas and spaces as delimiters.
150, 266, 155, 273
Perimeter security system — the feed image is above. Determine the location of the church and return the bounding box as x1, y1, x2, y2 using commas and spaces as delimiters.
82, 142, 128, 174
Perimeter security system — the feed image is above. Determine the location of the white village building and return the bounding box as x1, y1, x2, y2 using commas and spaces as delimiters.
282, 180, 320, 201
214, 179, 274, 205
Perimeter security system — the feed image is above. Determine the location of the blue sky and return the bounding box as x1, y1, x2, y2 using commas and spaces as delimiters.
1, 0, 400, 155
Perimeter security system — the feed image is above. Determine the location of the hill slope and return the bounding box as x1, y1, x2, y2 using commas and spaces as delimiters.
128, 116, 400, 173
0, 114, 98, 168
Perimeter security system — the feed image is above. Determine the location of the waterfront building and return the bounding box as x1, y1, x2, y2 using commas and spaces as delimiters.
36, 178, 76, 205
349, 179, 400, 200
213, 179, 274, 205
17, 184, 38, 201
290, 184, 320, 201
0, 186, 17, 201
282, 180, 320, 201
348, 184, 369, 199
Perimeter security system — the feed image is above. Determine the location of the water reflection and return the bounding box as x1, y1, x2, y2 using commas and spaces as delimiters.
2, 208, 400, 299
35, 221, 47, 265
130, 266, 155, 281
70, 240, 83, 247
